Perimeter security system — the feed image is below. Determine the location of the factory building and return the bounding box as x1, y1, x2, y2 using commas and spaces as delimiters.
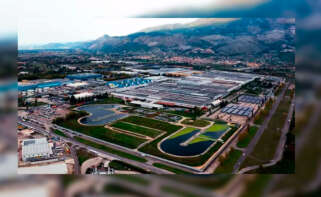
73, 92, 94, 99
22, 138, 53, 162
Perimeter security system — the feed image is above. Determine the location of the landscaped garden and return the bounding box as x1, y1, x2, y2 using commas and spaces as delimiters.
121, 116, 182, 133
111, 121, 162, 138
168, 127, 196, 139
74, 136, 147, 163
139, 123, 238, 167
54, 111, 147, 149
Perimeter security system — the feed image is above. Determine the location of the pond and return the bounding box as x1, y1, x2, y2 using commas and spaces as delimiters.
202, 130, 226, 139
77, 104, 128, 126
160, 129, 215, 157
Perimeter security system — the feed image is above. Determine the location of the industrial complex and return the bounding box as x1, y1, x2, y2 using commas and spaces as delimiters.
17, 67, 290, 175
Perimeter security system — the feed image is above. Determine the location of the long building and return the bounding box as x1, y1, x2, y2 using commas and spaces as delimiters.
110, 70, 259, 109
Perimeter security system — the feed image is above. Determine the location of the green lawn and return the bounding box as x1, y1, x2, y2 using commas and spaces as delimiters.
53, 129, 68, 138
58, 114, 146, 149
166, 110, 196, 118
241, 91, 292, 168
240, 175, 271, 197
111, 121, 162, 138
153, 163, 189, 174
121, 116, 182, 132
76, 148, 96, 166
91, 97, 124, 104
188, 135, 215, 145
254, 99, 273, 125
108, 160, 149, 173
221, 127, 237, 142
74, 137, 147, 163
206, 123, 229, 132
214, 149, 242, 173
181, 119, 210, 127
169, 127, 196, 139
237, 126, 259, 148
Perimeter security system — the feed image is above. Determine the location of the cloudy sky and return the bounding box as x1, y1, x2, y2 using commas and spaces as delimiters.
17, 0, 267, 46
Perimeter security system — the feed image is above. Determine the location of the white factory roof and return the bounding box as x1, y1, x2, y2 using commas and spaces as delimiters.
212, 99, 222, 106
73, 92, 94, 99
66, 81, 88, 88
130, 100, 163, 109
22, 138, 53, 158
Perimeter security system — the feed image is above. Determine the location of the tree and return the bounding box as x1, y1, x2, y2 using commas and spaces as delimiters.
193, 106, 202, 120
70, 95, 76, 105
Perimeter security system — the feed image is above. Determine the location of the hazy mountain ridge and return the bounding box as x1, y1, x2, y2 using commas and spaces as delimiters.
20, 18, 295, 60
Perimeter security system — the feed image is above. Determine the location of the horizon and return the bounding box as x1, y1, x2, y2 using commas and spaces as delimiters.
18, 18, 199, 48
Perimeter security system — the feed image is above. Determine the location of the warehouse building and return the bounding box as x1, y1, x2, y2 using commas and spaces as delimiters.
73, 92, 94, 99
106, 77, 152, 89
109, 70, 259, 109
221, 104, 254, 117
130, 100, 163, 109
238, 95, 264, 105
22, 138, 53, 162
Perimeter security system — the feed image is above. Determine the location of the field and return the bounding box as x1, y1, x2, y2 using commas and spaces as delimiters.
74, 137, 147, 163
53, 129, 68, 138
111, 121, 162, 138
121, 116, 182, 132
169, 127, 196, 139
109, 160, 149, 173
181, 119, 210, 127
206, 123, 229, 132
237, 126, 259, 148
166, 110, 196, 118
76, 148, 96, 166
188, 135, 215, 145
153, 163, 189, 174
254, 99, 273, 125
57, 112, 146, 149
91, 97, 124, 105
241, 88, 293, 168
214, 149, 242, 173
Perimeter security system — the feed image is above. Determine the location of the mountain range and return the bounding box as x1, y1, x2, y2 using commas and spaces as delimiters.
20, 18, 295, 59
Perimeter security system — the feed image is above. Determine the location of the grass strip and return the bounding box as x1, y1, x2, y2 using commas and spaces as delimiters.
74, 136, 147, 163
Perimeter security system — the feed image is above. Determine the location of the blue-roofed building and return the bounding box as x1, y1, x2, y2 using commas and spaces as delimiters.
66, 73, 102, 81
18, 80, 65, 91
106, 77, 152, 89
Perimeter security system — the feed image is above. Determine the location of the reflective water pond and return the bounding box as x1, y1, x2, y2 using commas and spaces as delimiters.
160, 129, 214, 157
202, 130, 226, 139
77, 104, 127, 126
